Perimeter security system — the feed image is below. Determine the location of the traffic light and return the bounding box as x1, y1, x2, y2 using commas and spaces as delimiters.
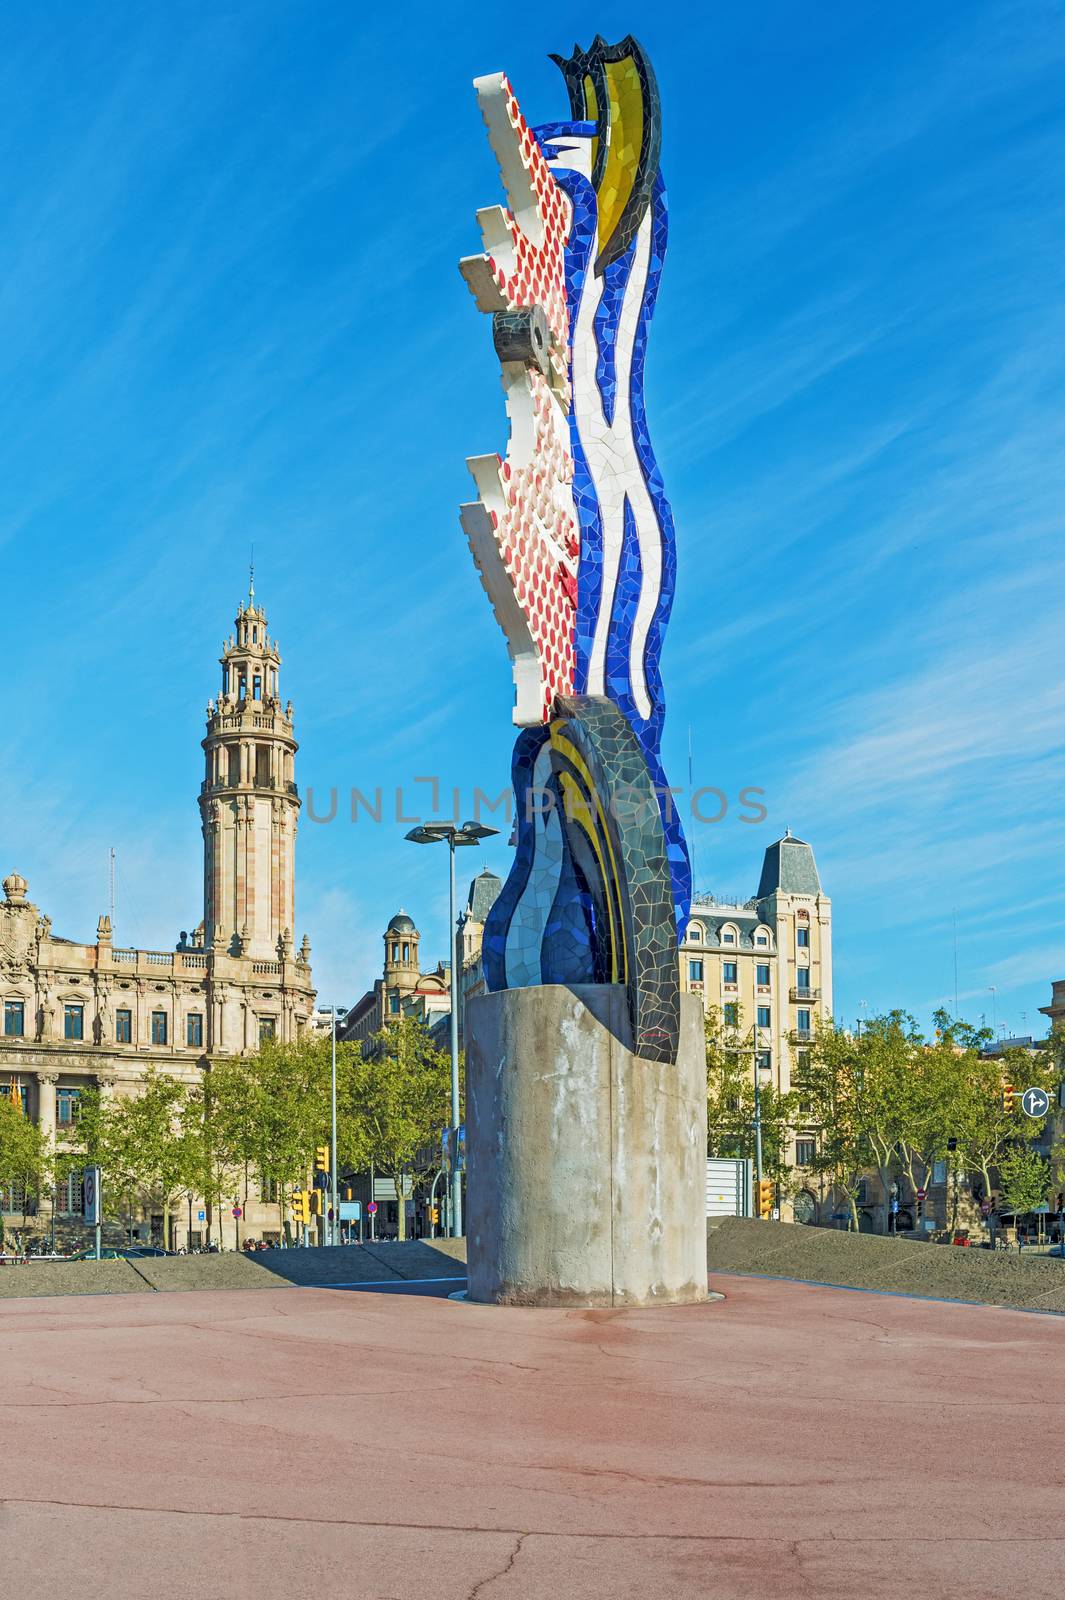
756, 1179, 774, 1218
315, 1145, 330, 1173
308, 1190, 323, 1217
290, 1190, 310, 1225
429, 1206, 439, 1226
1001, 1083, 1018, 1113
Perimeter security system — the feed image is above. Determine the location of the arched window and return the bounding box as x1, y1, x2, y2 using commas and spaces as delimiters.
402, 942, 410, 961
390, 942, 399, 962
687, 923, 703, 943
721, 924, 738, 946
253, 674, 262, 702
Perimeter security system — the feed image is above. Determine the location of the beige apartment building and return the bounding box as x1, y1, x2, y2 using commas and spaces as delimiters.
0, 586, 315, 1248
681, 831, 833, 1201
681, 831, 832, 1080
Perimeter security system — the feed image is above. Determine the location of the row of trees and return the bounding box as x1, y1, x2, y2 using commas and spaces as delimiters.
707, 1006, 1064, 1230
0, 1020, 454, 1245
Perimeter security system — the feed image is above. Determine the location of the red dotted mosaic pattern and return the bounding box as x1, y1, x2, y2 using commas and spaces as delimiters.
477, 76, 577, 724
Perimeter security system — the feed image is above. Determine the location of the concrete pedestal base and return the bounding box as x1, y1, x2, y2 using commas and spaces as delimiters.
466, 984, 707, 1307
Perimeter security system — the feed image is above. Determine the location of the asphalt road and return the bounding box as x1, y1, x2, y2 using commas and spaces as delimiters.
2, 1273, 1062, 1598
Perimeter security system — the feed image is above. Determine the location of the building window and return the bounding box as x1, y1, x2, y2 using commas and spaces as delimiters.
688, 959, 704, 982
253, 674, 262, 701
756, 932, 768, 947
756, 964, 770, 986
115, 1009, 132, 1043
796, 968, 810, 992
64, 1004, 84, 1041
187, 1013, 204, 1048
56, 1087, 81, 1127
388, 993, 400, 1016
402, 942, 409, 962
3, 1083, 27, 1113
260, 1176, 279, 1204
0, 1179, 26, 1212
722, 929, 736, 944
151, 1011, 168, 1046
756, 1050, 771, 1073
757, 1006, 771, 1028
723, 1003, 739, 1027
390, 942, 399, 962
722, 962, 738, 984
795, 1138, 816, 1167
4, 1000, 24, 1037
258, 1016, 276, 1043
797, 927, 810, 948
797, 1009, 811, 1033
53, 1171, 84, 1214
688, 924, 702, 942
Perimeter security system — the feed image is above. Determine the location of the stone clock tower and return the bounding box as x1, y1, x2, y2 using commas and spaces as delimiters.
200, 580, 300, 958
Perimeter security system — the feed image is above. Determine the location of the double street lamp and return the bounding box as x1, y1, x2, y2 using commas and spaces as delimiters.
405, 819, 500, 1238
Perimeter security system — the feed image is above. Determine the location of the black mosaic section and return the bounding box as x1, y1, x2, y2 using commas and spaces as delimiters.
549, 34, 663, 276
552, 693, 681, 1064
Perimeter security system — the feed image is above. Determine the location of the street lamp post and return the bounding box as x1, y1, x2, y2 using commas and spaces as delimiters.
753, 1033, 767, 1187
331, 1002, 338, 1247
405, 820, 500, 1238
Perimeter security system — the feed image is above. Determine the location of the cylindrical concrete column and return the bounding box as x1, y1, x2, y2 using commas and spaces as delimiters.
466, 984, 708, 1308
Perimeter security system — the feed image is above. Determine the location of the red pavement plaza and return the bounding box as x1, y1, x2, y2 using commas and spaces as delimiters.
1, 1276, 1063, 1598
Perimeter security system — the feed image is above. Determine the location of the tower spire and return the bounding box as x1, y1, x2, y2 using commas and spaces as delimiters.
200, 591, 299, 957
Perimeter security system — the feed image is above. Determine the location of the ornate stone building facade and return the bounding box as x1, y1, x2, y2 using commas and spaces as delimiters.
680, 831, 833, 1209
0, 586, 315, 1247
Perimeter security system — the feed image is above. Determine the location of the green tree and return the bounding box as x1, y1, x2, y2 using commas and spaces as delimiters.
0, 1092, 48, 1228
355, 1020, 452, 1240
954, 1041, 1056, 1218
705, 1006, 794, 1185
998, 1146, 1051, 1218
96, 1069, 201, 1249
798, 1022, 868, 1230
206, 1035, 370, 1241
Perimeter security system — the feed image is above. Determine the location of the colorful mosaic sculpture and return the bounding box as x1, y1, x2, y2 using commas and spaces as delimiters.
460, 35, 691, 1063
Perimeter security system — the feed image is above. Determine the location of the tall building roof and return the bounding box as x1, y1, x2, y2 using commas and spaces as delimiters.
756, 832, 823, 899
466, 869, 502, 924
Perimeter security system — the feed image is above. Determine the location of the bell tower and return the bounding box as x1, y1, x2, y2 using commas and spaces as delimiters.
200, 577, 300, 958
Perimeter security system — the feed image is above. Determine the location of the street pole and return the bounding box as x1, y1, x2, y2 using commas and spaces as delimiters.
448, 835, 463, 1239
331, 1002, 338, 1247
753, 1057, 764, 1187
404, 820, 498, 1240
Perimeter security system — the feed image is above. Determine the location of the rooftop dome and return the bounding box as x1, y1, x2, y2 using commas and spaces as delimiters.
387, 910, 417, 935
3, 872, 28, 905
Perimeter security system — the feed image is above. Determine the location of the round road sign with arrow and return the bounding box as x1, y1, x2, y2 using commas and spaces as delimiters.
1021, 1086, 1050, 1118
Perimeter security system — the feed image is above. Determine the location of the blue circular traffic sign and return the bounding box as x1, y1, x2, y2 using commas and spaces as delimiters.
1021, 1086, 1050, 1118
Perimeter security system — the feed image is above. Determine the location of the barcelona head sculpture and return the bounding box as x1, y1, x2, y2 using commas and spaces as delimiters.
460, 36, 690, 1065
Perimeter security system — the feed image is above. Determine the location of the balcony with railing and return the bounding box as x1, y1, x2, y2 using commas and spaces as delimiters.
789, 986, 821, 1004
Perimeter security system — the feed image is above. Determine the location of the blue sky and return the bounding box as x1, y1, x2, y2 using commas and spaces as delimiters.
2, 1, 1063, 1038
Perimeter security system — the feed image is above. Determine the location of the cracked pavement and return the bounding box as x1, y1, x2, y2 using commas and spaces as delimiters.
1, 1275, 1062, 1597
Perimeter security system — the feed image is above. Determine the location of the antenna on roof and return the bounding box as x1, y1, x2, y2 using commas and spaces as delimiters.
249, 543, 255, 603
109, 846, 116, 931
